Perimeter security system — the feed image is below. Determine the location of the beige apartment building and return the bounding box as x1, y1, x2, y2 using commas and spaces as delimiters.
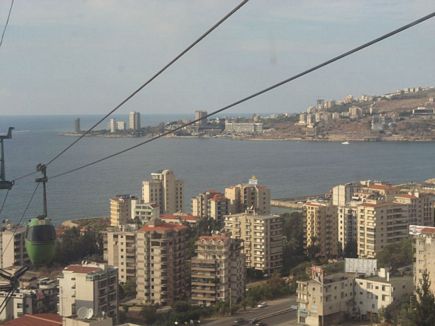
395, 192, 434, 226
191, 191, 229, 223
133, 201, 159, 225
225, 177, 271, 214
103, 225, 137, 284
110, 195, 137, 227
191, 234, 245, 306
58, 262, 118, 321
0, 223, 29, 268
142, 169, 183, 214
410, 225, 435, 293
297, 267, 355, 326
354, 270, 413, 321
357, 201, 409, 258
337, 202, 360, 254
224, 211, 282, 274
304, 201, 339, 257
136, 216, 189, 306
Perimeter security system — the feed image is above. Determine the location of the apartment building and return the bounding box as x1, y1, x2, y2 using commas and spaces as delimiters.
133, 202, 159, 225
297, 263, 413, 325
357, 201, 409, 258
332, 183, 358, 206
0, 223, 29, 268
58, 262, 118, 321
224, 211, 282, 274
191, 234, 245, 306
337, 203, 358, 254
304, 201, 339, 258
191, 191, 229, 223
354, 270, 413, 321
128, 111, 141, 131
395, 192, 434, 226
225, 177, 271, 215
410, 225, 435, 293
142, 170, 183, 214
103, 225, 137, 284
224, 121, 263, 134
110, 195, 137, 227
297, 267, 355, 326
136, 216, 188, 306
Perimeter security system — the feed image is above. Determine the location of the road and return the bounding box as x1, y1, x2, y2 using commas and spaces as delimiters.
205, 296, 298, 326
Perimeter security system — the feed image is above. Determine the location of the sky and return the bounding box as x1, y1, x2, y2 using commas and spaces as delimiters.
0, 0, 435, 116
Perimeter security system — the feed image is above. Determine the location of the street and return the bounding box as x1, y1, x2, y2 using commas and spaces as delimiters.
205, 296, 298, 326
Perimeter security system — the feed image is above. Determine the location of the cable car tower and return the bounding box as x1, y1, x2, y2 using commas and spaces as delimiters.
0, 127, 14, 190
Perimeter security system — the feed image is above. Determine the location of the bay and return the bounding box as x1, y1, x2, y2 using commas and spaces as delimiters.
0, 115, 434, 225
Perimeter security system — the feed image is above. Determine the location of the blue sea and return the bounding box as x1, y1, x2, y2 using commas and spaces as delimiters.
0, 114, 434, 224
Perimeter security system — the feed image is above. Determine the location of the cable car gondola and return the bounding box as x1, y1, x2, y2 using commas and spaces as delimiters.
25, 216, 56, 266
24, 164, 56, 266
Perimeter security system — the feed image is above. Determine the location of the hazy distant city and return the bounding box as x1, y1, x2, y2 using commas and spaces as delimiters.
1, 1, 435, 326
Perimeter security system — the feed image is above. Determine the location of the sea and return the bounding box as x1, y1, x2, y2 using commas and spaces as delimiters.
0, 114, 434, 225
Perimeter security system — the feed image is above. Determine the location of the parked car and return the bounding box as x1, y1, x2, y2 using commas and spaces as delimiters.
257, 301, 268, 308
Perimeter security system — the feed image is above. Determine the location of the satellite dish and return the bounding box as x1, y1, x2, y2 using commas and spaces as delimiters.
86, 308, 94, 319
77, 307, 88, 319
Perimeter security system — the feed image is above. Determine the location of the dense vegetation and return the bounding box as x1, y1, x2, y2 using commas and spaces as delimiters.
377, 238, 413, 270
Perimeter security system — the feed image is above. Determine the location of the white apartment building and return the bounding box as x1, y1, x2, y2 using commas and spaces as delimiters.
224, 211, 282, 274
224, 121, 263, 134
191, 234, 245, 306
0, 223, 29, 268
142, 169, 183, 214
58, 262, 118, 321
354, 270, 413, 320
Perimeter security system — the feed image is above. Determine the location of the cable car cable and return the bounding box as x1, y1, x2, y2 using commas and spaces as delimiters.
0, 189, 10, 216
0, 0, 15, 50
1, 183, 39, 257
43, 0, 249, 167
48, 11, 435, 181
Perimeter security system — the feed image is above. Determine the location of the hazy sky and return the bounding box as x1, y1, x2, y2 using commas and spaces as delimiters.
1, 0, 435, 116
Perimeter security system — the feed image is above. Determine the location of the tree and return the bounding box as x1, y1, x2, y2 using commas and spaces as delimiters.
412, 270, 435, 326
141, 306, 157, 325
343, 240, 357, 258
377, 238, 412, 270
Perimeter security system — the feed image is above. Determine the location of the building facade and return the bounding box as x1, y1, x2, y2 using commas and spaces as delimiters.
58, 262, 118, 321
0, 223, 29, 268
225, 178, 271, 215
224, 211, 282, 274
191, 234, 245, 306
128, 111, 141, 131
304, 202, 339, 258
142, 170, 184, 214
103, 225, 138, 284
110, 195, 137, 227
136, 217, 188, 306
410, 225, 435, 293
191, 191, 229, 224
357, 202, 408, 258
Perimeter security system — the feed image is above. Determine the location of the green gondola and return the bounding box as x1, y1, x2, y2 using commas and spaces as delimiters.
25, 216, 56, 266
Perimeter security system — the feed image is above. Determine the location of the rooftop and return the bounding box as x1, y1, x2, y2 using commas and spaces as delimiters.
64, 264, 102, 274
3, 313, 62, 326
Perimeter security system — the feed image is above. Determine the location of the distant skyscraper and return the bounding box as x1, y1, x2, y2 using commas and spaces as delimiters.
116, 120, 126, 131
109, 118, 117, 133
194, 110, 207, 127
128, 112, 141, 131
74, 118, 80, 133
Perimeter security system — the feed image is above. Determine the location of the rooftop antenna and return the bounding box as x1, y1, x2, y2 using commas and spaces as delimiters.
0, 127, 14, 190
